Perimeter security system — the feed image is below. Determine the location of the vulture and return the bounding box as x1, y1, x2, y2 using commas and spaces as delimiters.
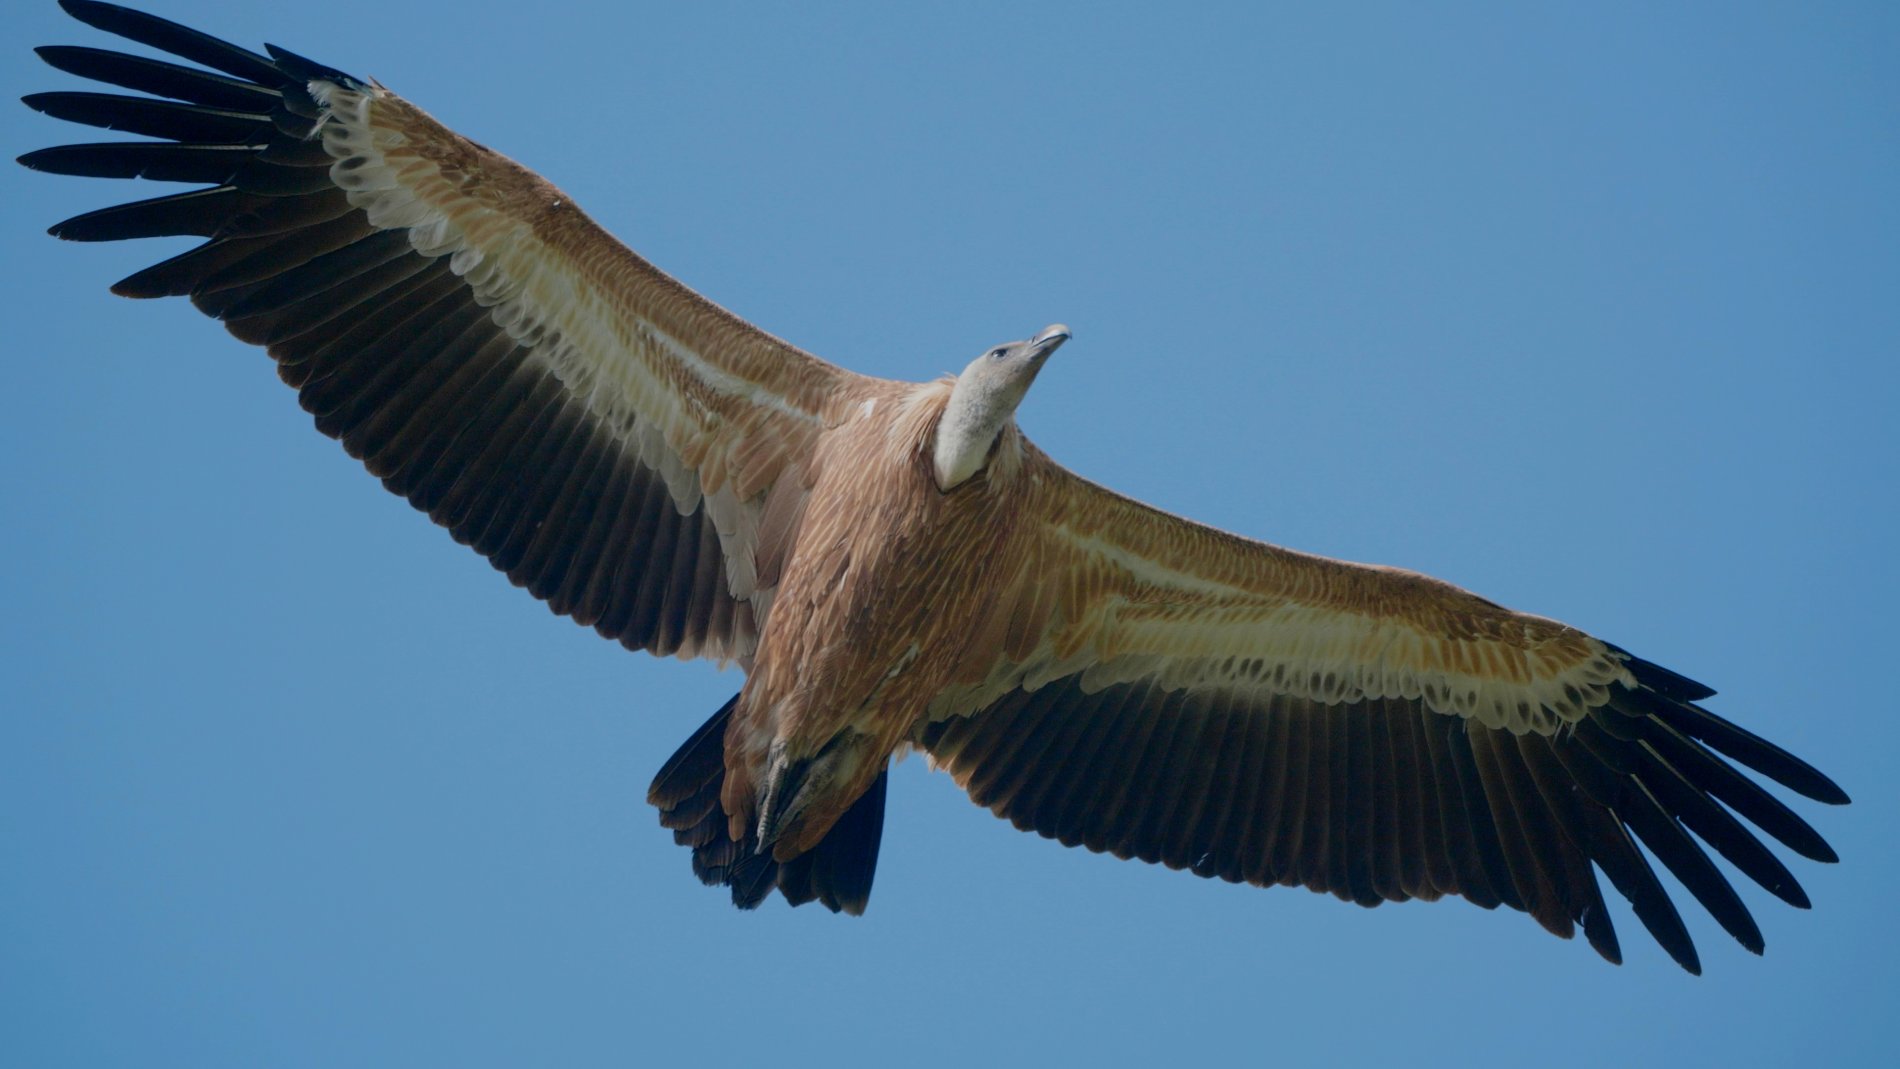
21, 0, 1848, 973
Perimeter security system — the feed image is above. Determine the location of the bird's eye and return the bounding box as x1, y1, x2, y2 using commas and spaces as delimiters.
988, 347, 1009, 360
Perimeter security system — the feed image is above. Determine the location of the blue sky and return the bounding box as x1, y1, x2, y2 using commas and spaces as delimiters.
3, 1, 1895, 1065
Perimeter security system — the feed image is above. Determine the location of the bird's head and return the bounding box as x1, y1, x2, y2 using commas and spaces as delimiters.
954, 323, 1072, 409
933, 324, 1070, 490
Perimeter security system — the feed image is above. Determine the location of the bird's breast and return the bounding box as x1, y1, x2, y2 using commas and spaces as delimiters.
744, 395, 1029, 749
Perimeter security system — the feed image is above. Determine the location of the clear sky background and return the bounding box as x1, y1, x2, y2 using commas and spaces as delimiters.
4, 1, 1896, 1065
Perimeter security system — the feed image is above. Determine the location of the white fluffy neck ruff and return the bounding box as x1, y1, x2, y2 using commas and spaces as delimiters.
931, 380, 1015, 490
930, 326, 1066, 490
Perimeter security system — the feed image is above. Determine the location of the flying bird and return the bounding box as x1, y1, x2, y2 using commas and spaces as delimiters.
21, 0, 1848, 973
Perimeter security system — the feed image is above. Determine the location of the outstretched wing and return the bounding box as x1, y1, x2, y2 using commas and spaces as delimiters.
21, 0, 876, 661
922, 447, 1848, 972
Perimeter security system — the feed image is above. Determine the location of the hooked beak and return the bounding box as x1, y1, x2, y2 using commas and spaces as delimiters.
1030, 323, 1071, 358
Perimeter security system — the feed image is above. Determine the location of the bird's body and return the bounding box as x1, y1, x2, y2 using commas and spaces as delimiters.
729, 379, 1027, 858
22, 0, 1847, 972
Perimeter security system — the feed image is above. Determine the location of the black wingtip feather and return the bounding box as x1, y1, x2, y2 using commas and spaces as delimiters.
263, 43, 367, 90
1596, 821, 1701, 973
59, 0, 285, 87
23, 91, 271, 145
1621, 778, 1765, 955
19, 142, 263, 185
1579, 902, 1622, 965
46, 187, 238, 242
1647, 697, 1851, 806
33, 45, 281, 111
1606, 644, 1717, 701
1611, 648, 1849, 803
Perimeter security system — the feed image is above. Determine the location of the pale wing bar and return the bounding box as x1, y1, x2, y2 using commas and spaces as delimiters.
21, 0, 820, 659
923, 454, 1847, 971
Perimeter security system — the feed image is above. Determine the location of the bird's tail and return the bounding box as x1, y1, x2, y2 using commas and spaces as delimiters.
647, 694, 888, 915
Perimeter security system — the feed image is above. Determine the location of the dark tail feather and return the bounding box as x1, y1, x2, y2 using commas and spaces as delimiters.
649, 693, 737, 810
649, 694, 745, 887
647, 694, 889, 914
777, 767, 888, 915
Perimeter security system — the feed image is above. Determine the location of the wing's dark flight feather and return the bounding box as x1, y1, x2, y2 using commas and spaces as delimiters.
921, 661, 1842, 973
21, 0, 757, 660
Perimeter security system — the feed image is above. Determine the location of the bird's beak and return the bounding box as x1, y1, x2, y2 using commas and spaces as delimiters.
1030, 323, 1071, 356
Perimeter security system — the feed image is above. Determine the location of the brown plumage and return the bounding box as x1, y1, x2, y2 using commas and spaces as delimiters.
22, 0, 1848, 972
